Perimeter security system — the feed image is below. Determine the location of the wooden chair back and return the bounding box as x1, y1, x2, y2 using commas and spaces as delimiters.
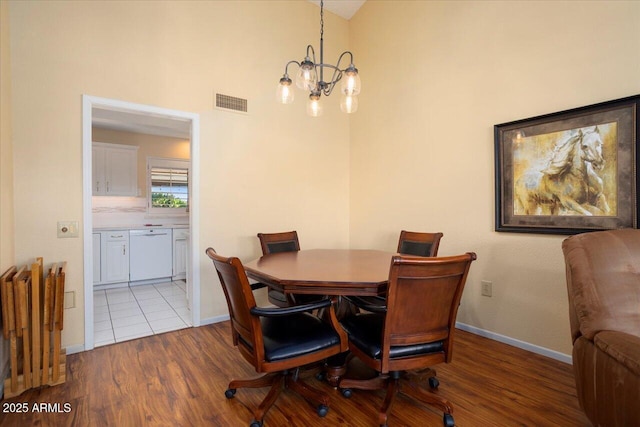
257, 231, 300, 255
397, 230, 443, 257
381, 252, 476, 372
205, 248, 264, 368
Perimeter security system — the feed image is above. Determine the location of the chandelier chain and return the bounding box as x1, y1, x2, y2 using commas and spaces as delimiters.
320, 0, 324, 41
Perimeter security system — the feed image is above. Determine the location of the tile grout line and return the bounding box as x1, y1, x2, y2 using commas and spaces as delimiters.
95, 281, 190, 347
132, 284, 163, 333
108, 286, 150, 344
152, 282, 189, 328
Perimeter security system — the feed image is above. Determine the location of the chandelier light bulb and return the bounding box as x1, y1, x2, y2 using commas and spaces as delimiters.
340, 94, 358, 114
276, 75, 294, 104
341, 65, 361, 96
296, 58, 317, 91
307, 93, 323, 117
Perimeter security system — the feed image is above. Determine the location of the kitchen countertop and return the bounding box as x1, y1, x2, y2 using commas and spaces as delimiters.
93, 224, 189, 231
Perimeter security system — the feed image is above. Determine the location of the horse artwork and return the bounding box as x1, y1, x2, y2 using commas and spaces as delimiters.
513, 124, 617, 217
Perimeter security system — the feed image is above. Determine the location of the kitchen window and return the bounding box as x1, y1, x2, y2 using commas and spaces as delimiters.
147, 157, 189, 215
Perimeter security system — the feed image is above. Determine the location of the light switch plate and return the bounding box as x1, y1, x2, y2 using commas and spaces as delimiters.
57, 221, 79, 238
481, 280, 493, 297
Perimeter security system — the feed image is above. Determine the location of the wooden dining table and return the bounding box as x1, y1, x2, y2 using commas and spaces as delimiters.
243, 248, 395, 297
244, 248, 396, 385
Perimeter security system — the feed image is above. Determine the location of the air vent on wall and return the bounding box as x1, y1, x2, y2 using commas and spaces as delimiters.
215, 93, 248, 113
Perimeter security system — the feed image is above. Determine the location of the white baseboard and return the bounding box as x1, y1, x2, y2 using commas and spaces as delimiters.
456, 322, 572, 365
200, 314, 230, 326
65, 344, 86, 355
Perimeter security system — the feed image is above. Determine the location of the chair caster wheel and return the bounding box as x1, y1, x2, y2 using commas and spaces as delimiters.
315, 371, 326, 381
250, 420, 263, 427
317, 404, 329, 417
443, 413, 454, 427
429, 376, 440, 389
225, 388, 236, 399
340, 388, 352, 398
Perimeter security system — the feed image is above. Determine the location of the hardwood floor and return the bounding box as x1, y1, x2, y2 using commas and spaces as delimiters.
0, 323, 590, 426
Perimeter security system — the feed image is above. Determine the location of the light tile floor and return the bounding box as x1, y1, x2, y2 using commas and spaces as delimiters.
94, 280, 191, 347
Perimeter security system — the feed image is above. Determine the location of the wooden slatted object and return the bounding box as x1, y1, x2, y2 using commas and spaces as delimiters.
41, 269, 53, 385
52, 262, 66, 382
15, 273, 32, 389
1, 266, 18, 394
31, 260, 42, 388
1, 259, 67, 399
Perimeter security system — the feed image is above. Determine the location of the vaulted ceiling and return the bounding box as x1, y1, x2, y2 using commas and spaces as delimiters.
308, 0, 366, 20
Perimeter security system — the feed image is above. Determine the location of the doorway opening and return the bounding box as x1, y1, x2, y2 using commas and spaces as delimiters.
82, 95, 201, 350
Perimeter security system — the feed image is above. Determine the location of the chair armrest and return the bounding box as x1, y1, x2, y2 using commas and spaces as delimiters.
250, 298, 331, 317
250, 282, 268, 291
345, 295, 387, 313
595, 330, 640, 376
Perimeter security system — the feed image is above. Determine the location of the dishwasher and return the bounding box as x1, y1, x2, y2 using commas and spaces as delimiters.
129, 228, 173, 282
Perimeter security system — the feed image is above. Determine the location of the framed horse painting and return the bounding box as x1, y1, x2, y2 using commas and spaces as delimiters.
495, 94, 640, 234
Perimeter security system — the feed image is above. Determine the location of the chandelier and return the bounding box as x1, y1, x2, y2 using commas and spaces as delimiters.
276, 0, 361, 117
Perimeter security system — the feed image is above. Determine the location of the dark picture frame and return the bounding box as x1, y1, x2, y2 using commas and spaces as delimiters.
495, 95, 640, 234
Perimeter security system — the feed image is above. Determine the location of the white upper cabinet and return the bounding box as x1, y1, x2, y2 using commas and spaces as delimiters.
92, 142, 138, 196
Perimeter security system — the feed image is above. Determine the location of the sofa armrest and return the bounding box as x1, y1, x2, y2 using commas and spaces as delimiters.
595, 331, 640, 376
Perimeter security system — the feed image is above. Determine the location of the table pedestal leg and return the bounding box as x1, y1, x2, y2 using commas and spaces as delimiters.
325, 351, 350, 387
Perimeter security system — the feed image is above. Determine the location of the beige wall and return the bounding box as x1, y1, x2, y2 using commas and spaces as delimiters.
1, 0, 15, 379
1, 2, 14, 272
5, 0, 640, 358
7, 0, 351, 349
92, 128, 190, 196
349, 1, 640, 355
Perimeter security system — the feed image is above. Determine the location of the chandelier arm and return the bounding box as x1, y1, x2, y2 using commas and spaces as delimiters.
315, 63, 341, 72
284, 60, 300, 75
327, 68, 344, 93
305, 45, 317, 64
316, 51, 356, 94
321, 84, 335, 97
335, 51, 356, 69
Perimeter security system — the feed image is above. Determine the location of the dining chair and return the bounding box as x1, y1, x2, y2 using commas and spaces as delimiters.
347, 230, 444, 311
257, 231, 325, 307
397, 230, 443, 257
338, 252, 476, 427
206, 248, 348, 427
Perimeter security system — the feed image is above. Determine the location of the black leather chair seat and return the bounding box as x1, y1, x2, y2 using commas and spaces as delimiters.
341, 313, 444, 360
260, 313, 341, 362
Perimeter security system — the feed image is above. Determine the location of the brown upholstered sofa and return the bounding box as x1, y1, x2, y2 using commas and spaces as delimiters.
562, 229, 640, 426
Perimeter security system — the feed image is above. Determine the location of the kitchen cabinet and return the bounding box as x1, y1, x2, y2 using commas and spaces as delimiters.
93, 233, 101, 283
92, 142, 138, 196
94, 226, 188, 287
173, 228, 189, 280
99, 230, 130, 285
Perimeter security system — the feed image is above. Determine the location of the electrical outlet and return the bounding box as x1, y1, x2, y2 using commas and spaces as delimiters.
481, 280, 493, 297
